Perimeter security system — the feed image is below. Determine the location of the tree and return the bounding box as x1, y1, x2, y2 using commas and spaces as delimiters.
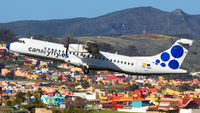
52, 108, 87, 113
25, 88, 44, 113
24, 103, 35, 113
33, 92, 41, 107
179, 84, 195, 92
0, 29, 16, 43
57, 76, 62, 82
73, 97, 87, 109
14, 91, 26, 105
26, 91, 32, 103
66, 108, 87, 113
6, 101, 13, 107
0, 59, 5, 70
127, 84, 139, 91
37, 87, 43, 98
33, 87, 43, 107
39, 74, 46, 80
81, 80, 90, 89
5, 71, 15, 80
158, 86, 166, 93
3, 95, 10, 106
17, 61, 24, 67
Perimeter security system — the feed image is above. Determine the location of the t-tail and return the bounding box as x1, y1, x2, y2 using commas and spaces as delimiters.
150, 39, 193, 74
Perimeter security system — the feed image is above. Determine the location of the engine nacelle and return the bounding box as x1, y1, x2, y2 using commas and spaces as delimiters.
83, 41, 99, 54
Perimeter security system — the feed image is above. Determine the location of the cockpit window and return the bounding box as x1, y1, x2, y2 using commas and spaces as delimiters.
15, 40, 19, 42
15, 40, 25, 44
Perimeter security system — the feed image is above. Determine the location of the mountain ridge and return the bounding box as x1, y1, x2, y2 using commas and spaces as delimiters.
0, 7, 200, 38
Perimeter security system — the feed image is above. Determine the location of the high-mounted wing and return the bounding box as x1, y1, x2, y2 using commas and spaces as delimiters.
63, 34, 99, 54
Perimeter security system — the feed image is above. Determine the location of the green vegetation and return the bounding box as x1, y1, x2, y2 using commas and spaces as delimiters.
0, 29, 16, 43
178, 84, 196, 92
0, 107, 26, 113
91, 110, 135, 113
92, 84, 142, 93
0, 88, 45, 113
52, 108, 87, 113
81, 80, 90, 89
5, 71, 15, 80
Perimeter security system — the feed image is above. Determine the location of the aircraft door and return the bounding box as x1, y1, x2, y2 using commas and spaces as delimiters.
135, 60, 141, 74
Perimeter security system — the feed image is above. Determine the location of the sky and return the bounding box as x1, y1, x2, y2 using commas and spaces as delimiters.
0, 0, 200, 23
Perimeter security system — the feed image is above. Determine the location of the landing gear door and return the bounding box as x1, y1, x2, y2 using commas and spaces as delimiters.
136, 60, 142, 74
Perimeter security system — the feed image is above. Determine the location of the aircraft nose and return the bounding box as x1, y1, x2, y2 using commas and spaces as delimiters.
6, 44, 10, 50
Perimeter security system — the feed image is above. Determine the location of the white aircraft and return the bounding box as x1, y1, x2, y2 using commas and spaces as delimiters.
6, 37, 193, 74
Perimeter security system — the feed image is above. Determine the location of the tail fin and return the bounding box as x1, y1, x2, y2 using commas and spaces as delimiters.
153, 39, 193, 70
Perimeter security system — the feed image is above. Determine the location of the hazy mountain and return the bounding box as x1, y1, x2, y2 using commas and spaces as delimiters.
0, 7, 200, 38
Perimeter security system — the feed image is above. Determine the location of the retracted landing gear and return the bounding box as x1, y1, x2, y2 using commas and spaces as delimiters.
14, 56, 18, 61
82, 66, 90, 74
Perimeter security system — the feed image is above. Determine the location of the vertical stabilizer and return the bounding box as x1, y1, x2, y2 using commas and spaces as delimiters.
152, 39, 193, 70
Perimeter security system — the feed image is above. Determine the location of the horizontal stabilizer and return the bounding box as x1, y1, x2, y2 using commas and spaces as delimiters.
175, 69, 187, 74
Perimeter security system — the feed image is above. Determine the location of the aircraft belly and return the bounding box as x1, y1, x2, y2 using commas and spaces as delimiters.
83, 59, 108, 70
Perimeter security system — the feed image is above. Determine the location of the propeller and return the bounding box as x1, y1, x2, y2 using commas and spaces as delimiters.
64, 34, 71, 55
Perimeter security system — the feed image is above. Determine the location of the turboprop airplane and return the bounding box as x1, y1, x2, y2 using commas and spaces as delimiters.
5, 37, 193, 74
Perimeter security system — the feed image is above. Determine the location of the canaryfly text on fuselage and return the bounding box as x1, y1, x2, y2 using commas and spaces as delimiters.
6, 38, 193, 75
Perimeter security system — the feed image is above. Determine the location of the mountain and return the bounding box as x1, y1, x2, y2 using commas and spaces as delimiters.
0, 7, 200, 38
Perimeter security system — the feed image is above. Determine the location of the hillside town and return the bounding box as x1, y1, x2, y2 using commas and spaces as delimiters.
0, 41, 200, 113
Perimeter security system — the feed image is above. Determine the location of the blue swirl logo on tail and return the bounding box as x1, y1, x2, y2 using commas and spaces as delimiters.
155, 45, 184, 70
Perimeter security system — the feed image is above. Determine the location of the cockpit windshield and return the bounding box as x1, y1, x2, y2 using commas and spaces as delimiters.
15, 40, 25, 44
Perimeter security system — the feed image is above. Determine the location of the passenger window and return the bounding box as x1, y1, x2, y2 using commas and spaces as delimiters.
15, 40, 19, 42
114, 60, 116, 62
124, 62, 126, 64
121, 61, 123, 64
131, 63, 134, 65
18, 40, 22, 43
128, 62, 130, 65
99, 57, 101, 60
117, 60, 119, 63
102, 58, 105, 60
110, 59, 112, 62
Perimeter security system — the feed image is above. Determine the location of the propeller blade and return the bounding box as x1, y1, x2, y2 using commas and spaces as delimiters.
64, 34, 71, 55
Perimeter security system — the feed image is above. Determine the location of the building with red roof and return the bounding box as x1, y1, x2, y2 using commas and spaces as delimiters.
180, 98, 200, 109
106, 76, 127, 85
